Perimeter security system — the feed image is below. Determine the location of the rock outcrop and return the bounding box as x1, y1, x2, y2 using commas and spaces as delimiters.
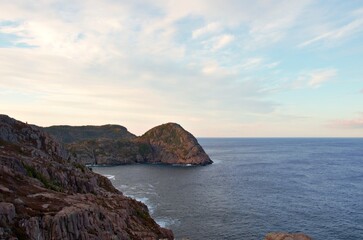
264, 232, 312, 240
138, 123, 212, 165
0, 114, 173, 240
45, 122, 212, 166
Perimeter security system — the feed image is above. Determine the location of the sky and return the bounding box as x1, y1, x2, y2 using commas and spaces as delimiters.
0, 0, 363, 137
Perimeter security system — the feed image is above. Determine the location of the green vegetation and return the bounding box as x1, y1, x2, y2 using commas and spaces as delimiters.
72, 162, 86, 173
0, 139, 7, 146
138, 143, 151, 156
12, 223, 28, 240
22, 163, 63, 192
97, 176, 117, 193
0, 140, 24, 154
135, 208, 149, 221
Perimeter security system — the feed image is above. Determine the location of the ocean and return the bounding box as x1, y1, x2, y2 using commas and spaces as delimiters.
93, 138, 363, 239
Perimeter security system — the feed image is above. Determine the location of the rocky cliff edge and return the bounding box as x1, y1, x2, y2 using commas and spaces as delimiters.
0, 114, 173, 240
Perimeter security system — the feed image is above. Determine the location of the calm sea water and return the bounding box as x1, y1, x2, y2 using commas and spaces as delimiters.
93, 138, 363, 240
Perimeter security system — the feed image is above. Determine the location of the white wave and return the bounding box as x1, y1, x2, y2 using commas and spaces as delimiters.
172, 163, 194, 167
134, 196, 149, 204
117, 184, 128, 190
211, 159, 222, 164
155, 217, 179, 228
103, 174, 115, 180
128, 195, 156, 214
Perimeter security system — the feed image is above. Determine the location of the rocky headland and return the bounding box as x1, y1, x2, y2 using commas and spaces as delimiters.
0, 114, 173, 239
0, 114, 312, 240
44, 122, 212, 166
137, 123, 212, 165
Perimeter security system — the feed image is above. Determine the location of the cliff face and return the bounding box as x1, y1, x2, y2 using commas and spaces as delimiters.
45, 122, 212, 166
66, 139, 148, 165
0, 114, 173, 240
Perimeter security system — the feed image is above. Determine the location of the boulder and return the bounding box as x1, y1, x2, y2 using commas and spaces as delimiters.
265, 232, 312, 240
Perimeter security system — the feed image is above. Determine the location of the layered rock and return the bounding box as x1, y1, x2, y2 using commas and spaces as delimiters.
45, 122, 212, 166
264, 232, 312, 240
0, 114, 173, 240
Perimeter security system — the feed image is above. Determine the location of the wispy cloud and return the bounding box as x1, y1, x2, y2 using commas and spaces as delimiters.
240, 58, 264, 70
192, 22, 221, 39
211, 34, 235, 50
201, 60, 231, 76
300, 20, 363, 47
265, 61, 280, 69
299, 8, 363, 47
289, 68, 337, 89
307, 68, 337, 88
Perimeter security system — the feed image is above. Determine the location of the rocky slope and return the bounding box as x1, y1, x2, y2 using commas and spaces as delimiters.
45, 122, 212, 166
0, 114, 173, 240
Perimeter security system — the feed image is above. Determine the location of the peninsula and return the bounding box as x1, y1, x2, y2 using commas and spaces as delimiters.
45, 122, 213, 166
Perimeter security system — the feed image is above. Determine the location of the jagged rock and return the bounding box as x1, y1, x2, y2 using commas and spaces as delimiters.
265, 232, 312, 240
138, 123, 213, 165
0, 114, 173, 240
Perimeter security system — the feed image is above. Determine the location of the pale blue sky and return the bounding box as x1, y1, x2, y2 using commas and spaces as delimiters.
0, 0, 362, 137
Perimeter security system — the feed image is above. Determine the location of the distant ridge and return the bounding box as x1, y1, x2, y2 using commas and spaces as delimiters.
44, 122, 212, 166
45, 124, 136, 143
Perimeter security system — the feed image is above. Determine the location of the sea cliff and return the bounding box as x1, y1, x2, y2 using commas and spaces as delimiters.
0, 114, 173, 239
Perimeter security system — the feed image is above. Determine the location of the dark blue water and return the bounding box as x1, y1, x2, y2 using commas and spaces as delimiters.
93, 138, 363, 239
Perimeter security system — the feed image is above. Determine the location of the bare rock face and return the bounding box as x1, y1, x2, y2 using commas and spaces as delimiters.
265, 232, 312, 240
138, 123, 213, 165
0, 114, 173, 240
